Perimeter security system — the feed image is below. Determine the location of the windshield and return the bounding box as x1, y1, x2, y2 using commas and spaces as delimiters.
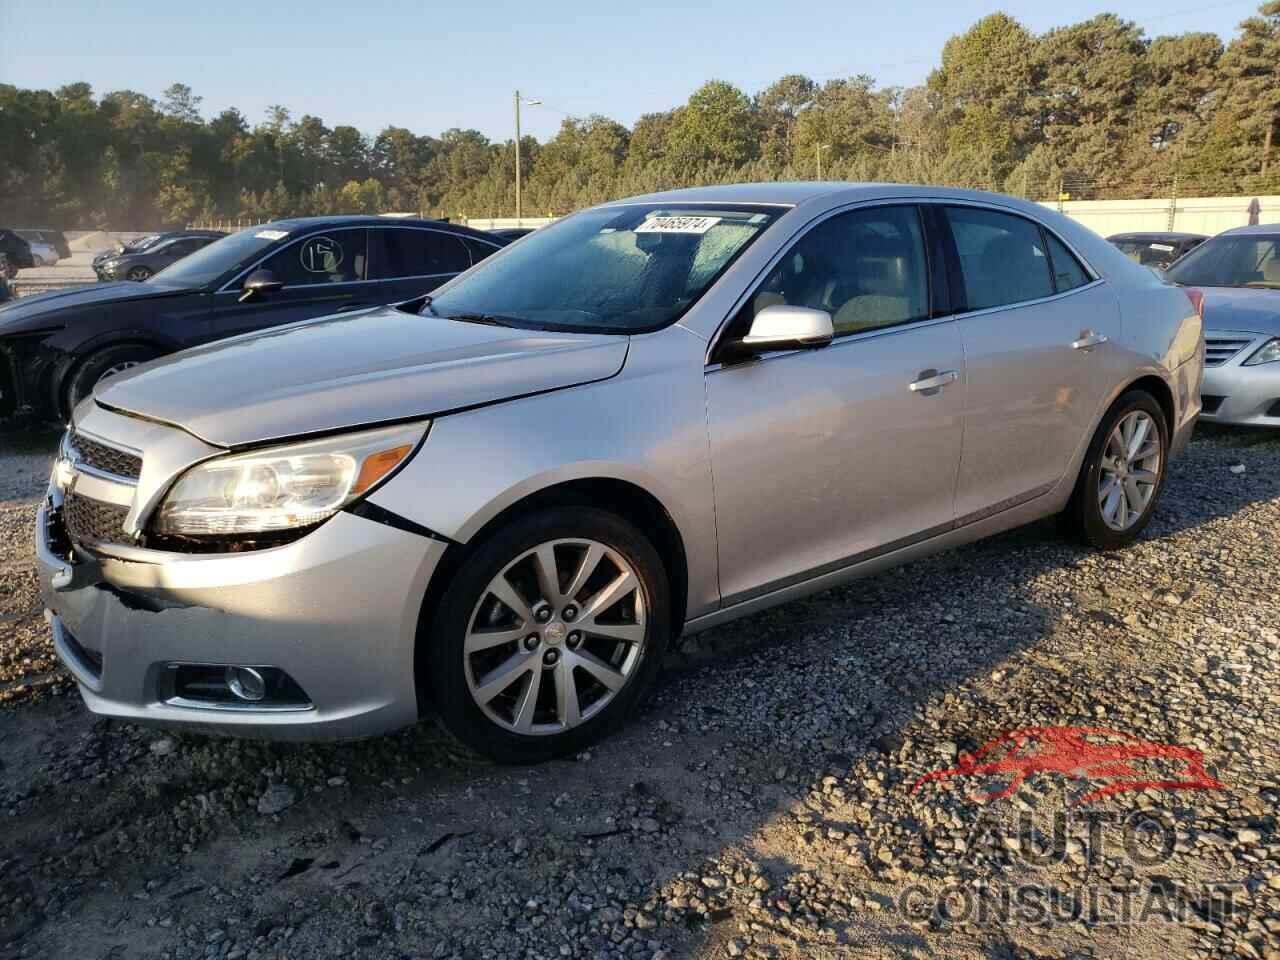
1165, 234, 1280, 289
150, 227, 290, 288
127, 234, 163, 252
426, 204, 781, 333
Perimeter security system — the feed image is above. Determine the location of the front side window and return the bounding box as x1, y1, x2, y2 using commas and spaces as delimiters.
373, 228, 470, 279
945, 207, 1053, 310
745, 205, 930, 336
426, 204, 780, 333
1165, 235, 1280, 289
259, 229, 368, 286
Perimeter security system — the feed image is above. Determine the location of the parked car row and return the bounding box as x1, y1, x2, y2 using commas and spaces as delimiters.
92, 229, 227, 281
26, 183, 1210, 763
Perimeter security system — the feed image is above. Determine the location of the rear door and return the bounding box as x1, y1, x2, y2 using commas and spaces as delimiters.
205, 227, 378, 341
370, 226, 492, 301
938, 204, 1120, 523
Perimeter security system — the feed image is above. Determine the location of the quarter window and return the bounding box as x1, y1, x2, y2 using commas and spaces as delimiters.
259, 229, 368, 285
944, 207, 1053, 310
1045, 234, 1090, 292
747, 205, 930, 337
373, 229, 471, 279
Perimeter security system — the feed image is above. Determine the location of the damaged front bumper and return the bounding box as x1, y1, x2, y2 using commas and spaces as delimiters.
37, 488, 446, 740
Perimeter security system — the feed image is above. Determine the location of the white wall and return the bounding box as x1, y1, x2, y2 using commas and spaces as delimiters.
1040, 195, 1280, 238
463, 217, 557, 231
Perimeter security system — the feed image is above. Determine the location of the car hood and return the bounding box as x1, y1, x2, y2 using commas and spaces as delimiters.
0, 280, 196, 330
1199, 286, 1280, 336
95, 305, 630, 447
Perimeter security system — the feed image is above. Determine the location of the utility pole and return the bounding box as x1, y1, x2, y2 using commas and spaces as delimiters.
514, 90, 541, 224
816, 143, 830, 179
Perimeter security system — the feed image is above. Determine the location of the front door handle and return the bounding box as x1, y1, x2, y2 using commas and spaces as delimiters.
909, 369, 958, 395
1072, 330, 1108, 350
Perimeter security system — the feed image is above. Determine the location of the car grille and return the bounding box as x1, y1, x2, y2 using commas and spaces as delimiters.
72, 433, 142, 481
1204, 337, 1253, 367
64, 493, 131, 546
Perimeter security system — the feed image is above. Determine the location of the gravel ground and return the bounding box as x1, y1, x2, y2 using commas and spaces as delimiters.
1, 424, 1278, 960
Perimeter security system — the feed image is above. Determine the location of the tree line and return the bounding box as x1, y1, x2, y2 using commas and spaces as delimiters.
2, 2, 1278, 230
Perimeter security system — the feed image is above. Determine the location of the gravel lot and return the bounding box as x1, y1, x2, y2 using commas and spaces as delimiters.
1, 424, 1278, 960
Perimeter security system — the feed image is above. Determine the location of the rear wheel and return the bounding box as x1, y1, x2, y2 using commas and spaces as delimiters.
1064, 390, 1168, 549
63, 344, 158, 416
425, 507, 669, 763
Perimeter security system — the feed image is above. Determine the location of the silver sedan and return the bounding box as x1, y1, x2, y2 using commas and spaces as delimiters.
37, 183, 1203, 762
1164, 224, 1280, 427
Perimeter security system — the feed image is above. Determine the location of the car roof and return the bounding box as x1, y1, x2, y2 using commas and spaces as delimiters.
1219, 223, 1280, 237
259, 214, 501, 241
1107, 231, 1207, 241
606, 181, 1072, 211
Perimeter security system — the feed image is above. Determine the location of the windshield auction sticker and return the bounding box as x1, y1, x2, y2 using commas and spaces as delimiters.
254, 230, 289, 241
635, 215, 721, 235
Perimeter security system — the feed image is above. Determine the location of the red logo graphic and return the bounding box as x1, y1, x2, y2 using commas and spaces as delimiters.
912, 727, 1225, 806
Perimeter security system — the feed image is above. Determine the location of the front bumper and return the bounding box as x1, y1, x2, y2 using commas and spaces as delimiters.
37, 496, 446, 740
1200, 332, 1280, 428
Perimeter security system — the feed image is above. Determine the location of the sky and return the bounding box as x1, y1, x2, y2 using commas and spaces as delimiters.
0, 0, 1264, 144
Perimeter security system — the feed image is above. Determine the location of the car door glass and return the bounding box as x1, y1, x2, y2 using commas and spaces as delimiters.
462, 236, 502, 266
375, 229, 470, 279
259, 229, 368, 285
748, 205, 929, 337
1045, 234, 1090, 292
945, 207, 1053, 310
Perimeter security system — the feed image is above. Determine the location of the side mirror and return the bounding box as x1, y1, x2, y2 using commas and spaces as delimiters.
723, 304, 834, 360
239, 268, 283, 302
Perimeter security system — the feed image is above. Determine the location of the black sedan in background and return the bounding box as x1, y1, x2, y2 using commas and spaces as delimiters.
0, 216, 505, 419
0, 229, 35, 278
1107, 231, 1208, 269
94, 229, 228, 281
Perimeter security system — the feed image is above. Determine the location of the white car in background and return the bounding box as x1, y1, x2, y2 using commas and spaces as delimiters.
16, 232, 60, 267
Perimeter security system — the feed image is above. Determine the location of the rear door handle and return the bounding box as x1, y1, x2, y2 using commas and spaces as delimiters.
909, 369, 958, 394
1072, 331, 1108, 350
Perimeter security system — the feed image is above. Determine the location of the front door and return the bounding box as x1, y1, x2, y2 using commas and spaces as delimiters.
206, 227, 378, 341
939, 205, 1122, 522
705, 204, 966, 605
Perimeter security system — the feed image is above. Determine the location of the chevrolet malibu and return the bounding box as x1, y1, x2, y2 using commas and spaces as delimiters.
37, 184, 1204, 762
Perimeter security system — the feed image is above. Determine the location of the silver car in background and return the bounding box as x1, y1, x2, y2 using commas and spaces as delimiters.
37, 183, 1203, 762
1163, 224, 1280, 427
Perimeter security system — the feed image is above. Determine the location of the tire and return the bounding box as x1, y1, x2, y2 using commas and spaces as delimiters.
126, 266, 152, 282
63, 344, 158, 416
425, 506, 670, 763
1063, 390, 1169, 550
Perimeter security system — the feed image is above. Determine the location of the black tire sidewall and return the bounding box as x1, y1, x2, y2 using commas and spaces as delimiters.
1075, 391, 1169, 550
64, 345, 157, 416
426, 506, 670, 764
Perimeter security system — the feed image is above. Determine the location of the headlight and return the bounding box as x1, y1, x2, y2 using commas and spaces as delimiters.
1244, 338, 1280, 366
153, 422, 427, 539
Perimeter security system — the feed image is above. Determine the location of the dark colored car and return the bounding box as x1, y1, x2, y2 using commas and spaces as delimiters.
95, 230, 229, 282
488, 227, 537, 241
0, 229, 35, 278
1106, 231, 1207, 270
0, 216, 505, 419
91, 230, 226, 274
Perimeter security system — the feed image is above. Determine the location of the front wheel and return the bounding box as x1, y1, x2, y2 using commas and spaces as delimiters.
63, 344, 158, 416
126, 266, 152, 282
1063, 390, 1169, 550
425, 507, 670, 763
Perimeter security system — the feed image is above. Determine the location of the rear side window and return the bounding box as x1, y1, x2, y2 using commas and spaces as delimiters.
945, 207, 1053, 310
373, 229, 470, 279
1045, 234, 1090, 291
260, 229, 368, 285
462, 236, 503, 265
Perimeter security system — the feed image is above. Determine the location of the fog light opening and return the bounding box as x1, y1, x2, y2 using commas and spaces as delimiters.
226, 666, 267, 702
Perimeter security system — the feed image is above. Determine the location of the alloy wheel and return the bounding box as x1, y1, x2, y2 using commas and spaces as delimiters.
1097, 410, 1162, 531
98, 361, 141, 384
127, 267, 151, 282
464, 538, 647, 735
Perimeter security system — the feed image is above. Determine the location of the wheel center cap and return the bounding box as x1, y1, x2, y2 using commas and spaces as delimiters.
544, 621, 567, 646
